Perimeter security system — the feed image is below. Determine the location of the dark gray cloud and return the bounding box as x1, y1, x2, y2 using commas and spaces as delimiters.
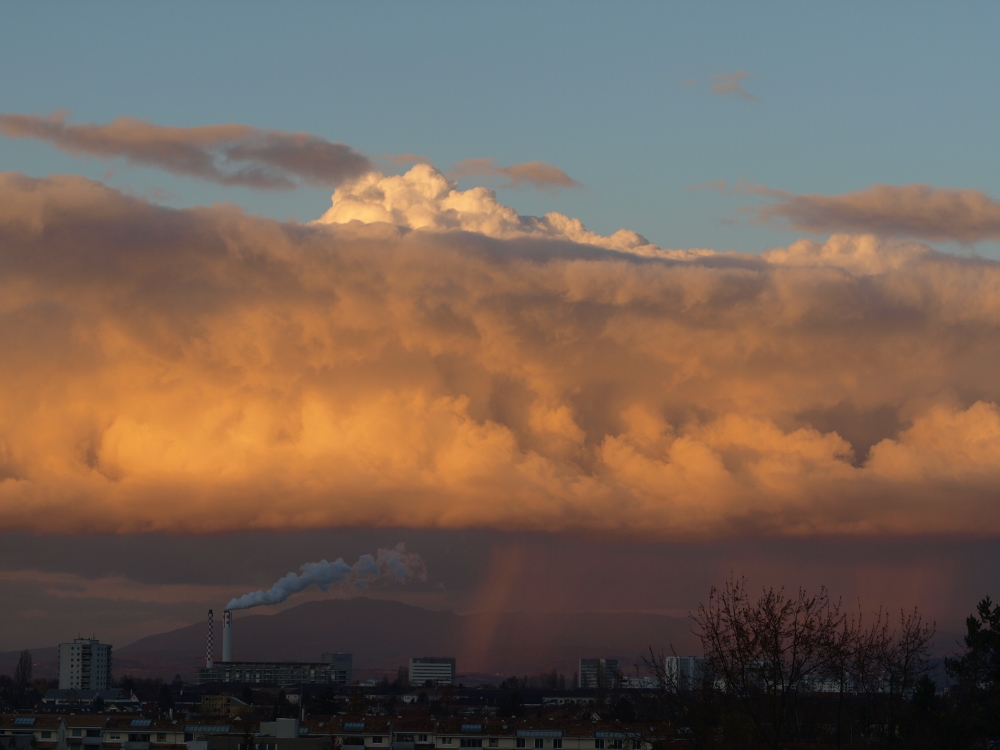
449, 158, 582, 190
752, 183, 1000, 243
0, 111, 371, 189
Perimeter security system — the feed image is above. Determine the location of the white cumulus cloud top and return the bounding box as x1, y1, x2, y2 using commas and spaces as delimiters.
316, 163, 701, 258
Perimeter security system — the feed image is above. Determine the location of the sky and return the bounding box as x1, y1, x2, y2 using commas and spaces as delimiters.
2, 3, 1000, 656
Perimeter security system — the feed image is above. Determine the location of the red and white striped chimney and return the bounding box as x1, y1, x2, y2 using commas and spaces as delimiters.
206, 609, 214, 668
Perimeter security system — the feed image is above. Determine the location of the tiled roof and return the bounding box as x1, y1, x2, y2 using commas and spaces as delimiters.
64, 716, 111, 728
0, 715, 62, 730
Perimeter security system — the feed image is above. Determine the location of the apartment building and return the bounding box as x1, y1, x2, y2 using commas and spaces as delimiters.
58, 638, 112, 691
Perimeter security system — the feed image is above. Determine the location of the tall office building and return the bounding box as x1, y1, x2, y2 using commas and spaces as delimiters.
408, 657, 456, 686
59, 638, 113, 690
579, 658, 620, 689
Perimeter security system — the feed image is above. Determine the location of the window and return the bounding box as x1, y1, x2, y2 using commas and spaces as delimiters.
595, 742, 604, 749
489, 740, 498, 748
344, 739, 365, 746
460, 740, 482, 748
442, 740, 453, 746
535, 741, 544, 749
553, 742, 562, 749
372, 738, 384, 744
158, 734, 167, 742
111, 735, 120, 740
42, 733, 52, 739
73, 730, 82, 737
418, 736, 428, 743
517, 741, 526, 748
87, 730, 102, 738
609, 742, 623, 749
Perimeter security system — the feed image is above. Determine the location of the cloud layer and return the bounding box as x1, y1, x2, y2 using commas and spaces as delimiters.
753, 183, 1000, 243
1, 167, 1000, 538
449, 158, 581, 190
0, 112, 371, 189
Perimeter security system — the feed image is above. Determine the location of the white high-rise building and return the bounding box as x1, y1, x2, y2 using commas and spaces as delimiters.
59, 638, 112, 690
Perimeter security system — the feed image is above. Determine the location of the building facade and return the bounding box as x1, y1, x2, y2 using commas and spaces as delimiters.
320, 652, 353, 685
578, 659, 620, 690
662, 656, 709, 691
58, 638, 112, 691
408, 657, 456, 687
196, 660, 352, 686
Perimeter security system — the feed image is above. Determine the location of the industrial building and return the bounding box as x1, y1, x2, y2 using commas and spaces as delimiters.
196, 609, 353, 686
58, 638, 112, 691
578, 659, 620, 689
408, 657, 456, 687
197, 659, 353, 686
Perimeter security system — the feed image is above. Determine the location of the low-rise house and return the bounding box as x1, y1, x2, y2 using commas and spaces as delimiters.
200, 697, 252, 718
63, 715, 109, 750
183, 720, 234, 745
103, 717, 187, 750
304, 717, 656, 750
0, 714, 63, 750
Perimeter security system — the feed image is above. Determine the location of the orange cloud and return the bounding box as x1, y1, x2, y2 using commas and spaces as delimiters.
450, 158, 581, 190
0, 111, 371, 189
1, 169, 1000, 539
709, 70, 756, 101
752, 183, 1000, 243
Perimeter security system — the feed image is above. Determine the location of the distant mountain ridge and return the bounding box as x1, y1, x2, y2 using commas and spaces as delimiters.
103, 597, 699, 680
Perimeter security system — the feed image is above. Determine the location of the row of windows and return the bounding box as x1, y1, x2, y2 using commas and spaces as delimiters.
3, 730, 638, 749
441, 740, 562, 749
390, 739, 630, 750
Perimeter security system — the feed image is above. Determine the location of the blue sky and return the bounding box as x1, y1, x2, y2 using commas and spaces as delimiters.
2, 1, 999, 253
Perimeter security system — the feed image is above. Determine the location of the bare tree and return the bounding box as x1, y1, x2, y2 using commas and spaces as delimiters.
694, 577, 842, 750
642, 646, 706, 743
880, 608, 935, 747
239, 711, 257, 750
821, 609, 858, 750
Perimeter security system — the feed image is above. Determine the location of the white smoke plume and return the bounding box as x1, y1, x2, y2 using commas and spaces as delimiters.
224, 544, 425, 611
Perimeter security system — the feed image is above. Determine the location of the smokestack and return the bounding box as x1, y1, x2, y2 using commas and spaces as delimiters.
222, 610, 233, 662
206, 609, 214, 668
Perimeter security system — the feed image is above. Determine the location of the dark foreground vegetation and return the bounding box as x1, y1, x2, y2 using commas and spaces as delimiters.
633, 578, 1000, 749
